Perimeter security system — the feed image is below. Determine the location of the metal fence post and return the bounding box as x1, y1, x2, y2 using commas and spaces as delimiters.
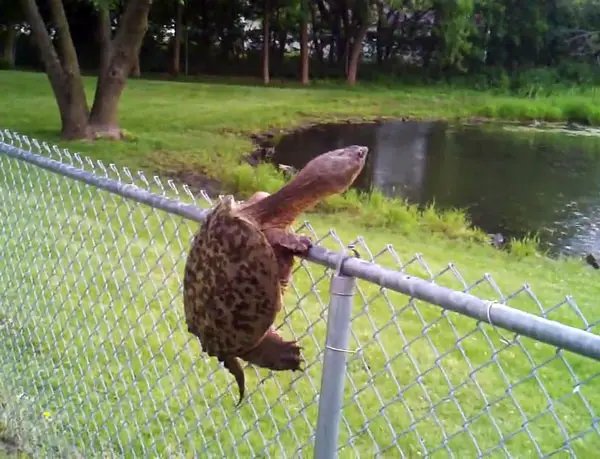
314, 262, 356, 459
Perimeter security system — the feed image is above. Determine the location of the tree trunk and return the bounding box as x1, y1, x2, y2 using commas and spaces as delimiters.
329, 28, 336, 65
262, 0, 270, 85
278, 29, 286, 68
385, 13, 400, 61
300, 8, 309, 85
89, 0, 152, 138
309, 3, 323, 64
347, 22, 369, 86
330, 11, 340, 66
129, 53, 141, 77
98, 7, 112, 76
171, 0, 183, 76
340, 2, 349, 75
376, 3, 384, 65
21, 0, 152, 140
1, 26, 18, 68
21, 0, 90, 139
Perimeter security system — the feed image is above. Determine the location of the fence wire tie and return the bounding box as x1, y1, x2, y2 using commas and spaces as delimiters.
334, 243, 360, 277
326, 345, 356, 354
327, 243, 359, 355
485, 300, 518, 346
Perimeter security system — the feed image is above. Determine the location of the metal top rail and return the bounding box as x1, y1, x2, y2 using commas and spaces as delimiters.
1, 130, 599, 362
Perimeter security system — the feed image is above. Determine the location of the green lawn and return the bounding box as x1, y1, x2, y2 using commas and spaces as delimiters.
0, 69, 599, 456
4, 69, 600, 247
2, 68, 600, 181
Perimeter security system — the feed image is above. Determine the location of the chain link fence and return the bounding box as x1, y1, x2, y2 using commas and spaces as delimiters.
0, 129, 599, 458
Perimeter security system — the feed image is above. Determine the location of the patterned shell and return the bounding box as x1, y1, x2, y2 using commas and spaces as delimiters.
183, 196, 282, 357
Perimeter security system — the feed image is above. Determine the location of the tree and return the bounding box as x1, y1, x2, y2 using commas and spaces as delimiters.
299, 0, 309, 84
0, 0, 23, 69
346, 0, 380, 86
171, 0, 184, 76
0, 25, 18, 69
263, 0, 271, 84
20, 0, 153, 140
431, 0, 476, 73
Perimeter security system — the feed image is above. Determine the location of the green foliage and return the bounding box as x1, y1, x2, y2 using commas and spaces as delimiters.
231, 162, 287, 195
6, 0, 600, 88
508, 233, 542, 258
431, 0, 477, 72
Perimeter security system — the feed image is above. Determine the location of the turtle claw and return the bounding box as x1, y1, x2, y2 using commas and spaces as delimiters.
280, 342, 303, 370
298, 236, 313, 252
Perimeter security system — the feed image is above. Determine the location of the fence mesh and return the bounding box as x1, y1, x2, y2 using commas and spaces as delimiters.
0, 131, 599, 458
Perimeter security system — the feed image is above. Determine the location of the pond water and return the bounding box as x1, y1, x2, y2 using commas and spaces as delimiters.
272, 120, 600, 257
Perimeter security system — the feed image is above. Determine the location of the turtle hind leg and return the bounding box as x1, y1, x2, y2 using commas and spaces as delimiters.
221, 356, 246, 406
240, 328, 303, 372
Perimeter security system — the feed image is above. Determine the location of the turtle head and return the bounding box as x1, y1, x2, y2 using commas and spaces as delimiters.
239, 145, 368, 227
293, 145, 369, 196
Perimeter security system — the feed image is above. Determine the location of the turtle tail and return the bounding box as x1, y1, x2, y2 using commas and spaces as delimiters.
240, 328, 303, 372
221, 356, 245, 407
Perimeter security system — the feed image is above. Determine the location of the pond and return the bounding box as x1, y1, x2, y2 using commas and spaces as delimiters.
272, 120, 600, 257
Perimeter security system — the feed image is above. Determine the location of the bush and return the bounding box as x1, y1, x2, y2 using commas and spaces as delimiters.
556, 60, 600, 85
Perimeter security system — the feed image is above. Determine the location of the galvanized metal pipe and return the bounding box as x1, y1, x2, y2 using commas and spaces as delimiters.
314, 270, 356, 459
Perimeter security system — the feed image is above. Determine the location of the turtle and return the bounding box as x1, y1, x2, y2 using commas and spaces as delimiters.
183, 145, 369, 405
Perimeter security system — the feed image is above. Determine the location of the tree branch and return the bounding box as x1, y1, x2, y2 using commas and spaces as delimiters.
109, 0, 152, 66
98, 6, 112, 76
19, 0, 64, 80
48, 0, 81, 76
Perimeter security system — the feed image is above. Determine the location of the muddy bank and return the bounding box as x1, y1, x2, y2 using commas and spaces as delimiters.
160, 117, 405, 199
248, 115, 409, 150
243, 115, 419, 172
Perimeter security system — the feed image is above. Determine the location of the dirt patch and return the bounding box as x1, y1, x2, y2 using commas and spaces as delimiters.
244, 145, 275, 167
247, 115, 398, 147
0, 436, 25, 457
144, 151, 228, 198
168, 169, 226, 198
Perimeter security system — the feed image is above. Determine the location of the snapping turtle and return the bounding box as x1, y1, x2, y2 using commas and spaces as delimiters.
183, 145, 368, 405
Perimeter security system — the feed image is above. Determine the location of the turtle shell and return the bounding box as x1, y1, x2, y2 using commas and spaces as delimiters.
183, 196, 282, 358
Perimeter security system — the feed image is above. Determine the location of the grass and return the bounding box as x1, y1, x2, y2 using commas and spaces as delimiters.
1, 141, 599, 457
3, 68, 600, 252
0, 69, 599, 455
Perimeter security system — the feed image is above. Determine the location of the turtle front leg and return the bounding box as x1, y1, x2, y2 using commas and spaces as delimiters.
262, 228, 312, 256
263, 228, 312, 293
